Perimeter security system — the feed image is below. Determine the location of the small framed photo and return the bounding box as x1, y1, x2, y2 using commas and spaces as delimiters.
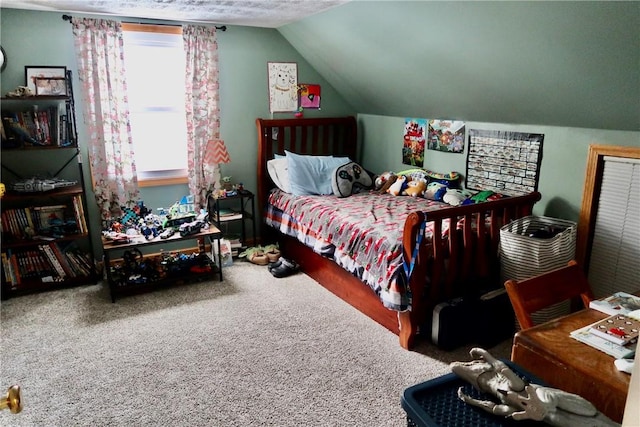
34, 76, 67, 96
25, 66, 67, 95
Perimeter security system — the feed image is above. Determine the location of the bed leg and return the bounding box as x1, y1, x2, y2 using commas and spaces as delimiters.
398, 311, 416, 350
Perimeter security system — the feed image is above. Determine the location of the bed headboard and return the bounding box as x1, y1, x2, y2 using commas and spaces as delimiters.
255, 116, 358, 236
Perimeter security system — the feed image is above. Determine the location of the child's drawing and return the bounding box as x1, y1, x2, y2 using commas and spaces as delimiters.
268, 62, 298, 113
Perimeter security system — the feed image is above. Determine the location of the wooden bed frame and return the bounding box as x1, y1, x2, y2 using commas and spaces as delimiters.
256, 116, 541, 350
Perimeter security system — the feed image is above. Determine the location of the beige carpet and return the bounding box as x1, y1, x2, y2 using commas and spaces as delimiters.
0, 261, 510, 426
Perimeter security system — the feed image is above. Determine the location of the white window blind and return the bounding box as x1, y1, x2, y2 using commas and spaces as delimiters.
587, 156, 640, 297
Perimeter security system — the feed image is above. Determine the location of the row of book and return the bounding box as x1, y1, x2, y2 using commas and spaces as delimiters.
1, 105, 74, 147
1, 195, 88, 241
570, 291, 640, 359
2, 243, 94, 286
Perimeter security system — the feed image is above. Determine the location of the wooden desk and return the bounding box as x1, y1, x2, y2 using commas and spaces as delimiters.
511, 308, 631, 423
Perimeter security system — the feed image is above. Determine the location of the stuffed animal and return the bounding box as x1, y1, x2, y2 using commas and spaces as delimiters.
403, 178, 427, 197
374, 171, 396, 190
387, 175, 407, 196
443, 188, 474, 206
377, 175, 397, 194
424, 182, 447, 201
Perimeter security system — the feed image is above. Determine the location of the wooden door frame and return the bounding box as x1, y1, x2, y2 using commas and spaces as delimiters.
576, 144, 640, 270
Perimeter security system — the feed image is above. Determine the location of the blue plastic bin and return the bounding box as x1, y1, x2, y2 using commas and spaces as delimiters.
401, 361, 545, 427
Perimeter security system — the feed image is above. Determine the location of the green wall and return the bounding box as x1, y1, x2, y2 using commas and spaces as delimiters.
358, 114, 640, 221
281, 1, 640, 131
0, 8, 355, 254
2, 6, 639, 255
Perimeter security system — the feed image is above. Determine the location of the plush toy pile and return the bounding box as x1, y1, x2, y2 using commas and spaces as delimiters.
373, 168, 505, 207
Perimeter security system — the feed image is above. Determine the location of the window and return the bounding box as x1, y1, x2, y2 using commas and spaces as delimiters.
122, 24, 187, 185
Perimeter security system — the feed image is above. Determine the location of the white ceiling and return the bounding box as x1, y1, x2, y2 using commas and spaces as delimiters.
0, 0, 350, 28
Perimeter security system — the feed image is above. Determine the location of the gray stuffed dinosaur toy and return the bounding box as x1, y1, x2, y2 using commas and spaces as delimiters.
450, 348, 620, 427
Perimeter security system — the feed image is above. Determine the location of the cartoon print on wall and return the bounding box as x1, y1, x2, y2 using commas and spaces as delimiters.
298, 84, 321, 109
428, 119, 466, 153
268, 62, 298, 113
402, 118, 427, 167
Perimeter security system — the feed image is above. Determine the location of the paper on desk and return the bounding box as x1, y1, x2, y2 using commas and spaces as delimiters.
571, 323, 636, 359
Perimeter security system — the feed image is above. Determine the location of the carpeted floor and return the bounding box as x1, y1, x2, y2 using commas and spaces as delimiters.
0, 261, 511, 426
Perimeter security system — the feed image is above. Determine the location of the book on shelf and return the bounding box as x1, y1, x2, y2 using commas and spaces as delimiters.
29, 248, 56, 282
571, 321, 637, 359
589, 291, 640, 316
50, 242, 76, 278
64, 248, 92, 277
2, 105, 62, 146
8, 250, 22, 285
227, 234, 242, 247
1, 252, 13, 285
39, 244, 66, 280
216, 208, 243, 221
589, 314, 640, 346
71, 194, 87, 234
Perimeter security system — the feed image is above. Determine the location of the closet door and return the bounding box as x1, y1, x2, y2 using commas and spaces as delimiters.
577, 145, 640, 297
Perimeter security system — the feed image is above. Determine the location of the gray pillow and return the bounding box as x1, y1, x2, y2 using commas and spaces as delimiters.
331, 162, 373, 197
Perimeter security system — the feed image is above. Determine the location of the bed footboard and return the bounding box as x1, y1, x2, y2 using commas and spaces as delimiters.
402, 191, 542, 341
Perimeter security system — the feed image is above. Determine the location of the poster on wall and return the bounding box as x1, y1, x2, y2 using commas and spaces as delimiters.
402, 118, 427, 167
466, 129, 544, 196
267, 62, 298, 113
298, 84, 321, 109
427, 119, 466, 153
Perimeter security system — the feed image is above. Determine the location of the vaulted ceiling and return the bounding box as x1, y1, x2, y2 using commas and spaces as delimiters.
279, 1, 640, 131
2, 1, 638, 131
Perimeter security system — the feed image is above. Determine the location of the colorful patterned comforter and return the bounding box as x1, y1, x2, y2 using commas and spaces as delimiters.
265, 190, 453, 311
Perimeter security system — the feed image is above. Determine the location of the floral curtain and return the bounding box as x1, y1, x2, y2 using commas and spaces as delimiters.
183, 25, 220, 211
71, 18, 139, 224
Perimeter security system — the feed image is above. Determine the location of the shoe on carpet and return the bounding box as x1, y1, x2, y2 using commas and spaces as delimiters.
238, 246, 269, 266
263, 243, 281, 263
270, 258, 299, 278
268, 256, 286, 271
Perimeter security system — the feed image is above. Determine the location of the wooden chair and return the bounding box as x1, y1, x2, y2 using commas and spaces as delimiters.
504, 260, 595, 330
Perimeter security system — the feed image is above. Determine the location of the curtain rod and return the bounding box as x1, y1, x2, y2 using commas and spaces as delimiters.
62, 14, 227, 31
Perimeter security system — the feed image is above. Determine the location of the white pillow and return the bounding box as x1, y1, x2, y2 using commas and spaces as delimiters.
285, 150, 350, 196
267, 158, 291, 193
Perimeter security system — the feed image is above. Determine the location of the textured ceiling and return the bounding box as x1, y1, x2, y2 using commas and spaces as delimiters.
0, 0, 350, 28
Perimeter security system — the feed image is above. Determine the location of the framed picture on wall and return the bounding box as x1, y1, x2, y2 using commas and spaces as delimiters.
25, 66, 67, 95
267, 62, 298, 113
298, 84, 321, 109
